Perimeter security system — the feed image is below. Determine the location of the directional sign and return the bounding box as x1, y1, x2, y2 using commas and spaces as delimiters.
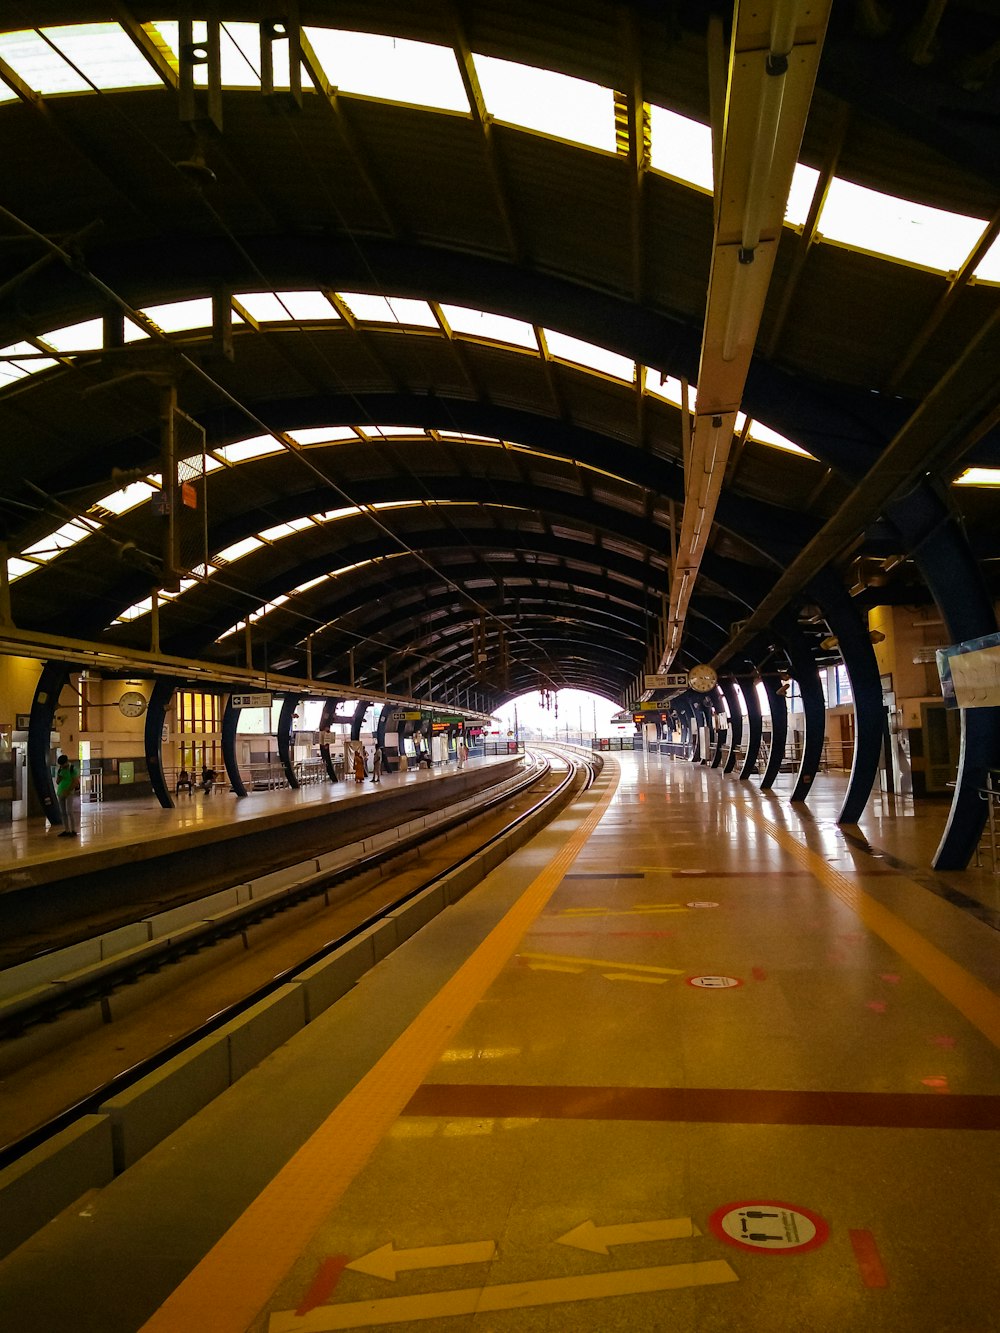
268, 1260, 738, 1330
557, 1218, 700, 1254
347, 1240, 495, 1281
232, 692, 272, 709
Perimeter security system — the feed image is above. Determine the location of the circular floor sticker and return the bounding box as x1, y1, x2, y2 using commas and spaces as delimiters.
686, 900, 719, 909
708, 1200, 830, 1254
686, 974, 743, 988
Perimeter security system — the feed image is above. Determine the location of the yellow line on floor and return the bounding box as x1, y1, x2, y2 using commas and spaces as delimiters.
139, 759, 621, 1333
745, 806, 1000, 1049
519, 951, 685, 975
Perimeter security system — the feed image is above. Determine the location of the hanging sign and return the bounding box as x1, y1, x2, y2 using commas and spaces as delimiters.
232, 692, 272, 709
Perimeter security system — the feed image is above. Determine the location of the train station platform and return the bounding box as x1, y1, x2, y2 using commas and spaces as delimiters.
0, 748, 997, 1332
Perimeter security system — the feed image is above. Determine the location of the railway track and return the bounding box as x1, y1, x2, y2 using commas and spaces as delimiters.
0, 747, 599, 1171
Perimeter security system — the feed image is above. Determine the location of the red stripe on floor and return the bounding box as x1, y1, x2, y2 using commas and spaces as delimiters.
849, 1230, 889, 1287
295, 1255, 349, 1315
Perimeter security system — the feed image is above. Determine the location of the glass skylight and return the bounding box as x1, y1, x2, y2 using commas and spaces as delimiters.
475, 55, 616, 153
214, 437, 285, 463
440, 304, 536, 349
644, 368, 685, 407
215, 535, 264, 564
817, 180, 987, 272
746, 419, 812, 457
954, 467, 1000, 487
235, 290, 338, 322
152, 21, 268, 88
544, 330, 634, 381
338, 292, 437, 327
22, 518, 97, 559
140, 298, 216, 334
973, 234, 1000, 285
0, 29, 98, 95
0, 341, 59, 385
287, 426, 360, 446
783, 163, 820, 228
649, 105, 713, 191
259, 517, 314, 541
302, 28, 468, 113
357, 425, 425, 438
39, 319, 105, 353
97, 480, 158, 515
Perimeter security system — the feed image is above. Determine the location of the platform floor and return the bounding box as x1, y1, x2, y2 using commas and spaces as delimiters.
0, 750, 997, 1332
0, 756, 505, 891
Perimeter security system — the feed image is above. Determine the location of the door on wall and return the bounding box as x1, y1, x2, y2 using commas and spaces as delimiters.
921, 702, 961, 794
839, 712, 855, 770
11, 743, 27, 820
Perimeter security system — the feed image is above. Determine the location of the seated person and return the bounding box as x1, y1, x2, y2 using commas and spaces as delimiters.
176, 767, 194, 794
201, 765, 217, 795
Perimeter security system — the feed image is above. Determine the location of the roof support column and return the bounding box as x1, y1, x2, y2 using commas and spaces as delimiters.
145, 676, 177, 809
221, 696, 248, 798
720, 679, 743, 774
759, 674, 788, 791
318, 699, 341, 782
738, 674, 763, 780
888, 485, 1000, 868
28, 661, 69, 827
276, 694, 302, 789
776, 613, 825, 803
810, 569, 883, 824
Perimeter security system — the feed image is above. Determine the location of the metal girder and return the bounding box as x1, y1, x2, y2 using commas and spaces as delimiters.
661, 0, 831, 667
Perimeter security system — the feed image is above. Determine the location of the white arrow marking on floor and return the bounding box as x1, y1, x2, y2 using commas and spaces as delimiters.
268, 1260, 738, 1330
525, 961, 586, 974
557, 1217, 701, 1254
347, 1239, 495, 1281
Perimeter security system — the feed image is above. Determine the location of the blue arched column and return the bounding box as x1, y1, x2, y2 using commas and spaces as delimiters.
29, 660, 70, 827
738, 674, 763, 781
221, 696, 248, 798
775, 612, 825, 804
145, 676, 177, 808
277, 694, 303, 788
810, 568, 884, 825
888, 483, 1000, 869
720, 680, 743, 774
350, 699, 371, 741
318, 698, 341, 781
759, 673, 788, 791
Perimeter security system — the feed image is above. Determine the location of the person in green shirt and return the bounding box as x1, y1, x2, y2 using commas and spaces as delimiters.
55, 754, 78, 837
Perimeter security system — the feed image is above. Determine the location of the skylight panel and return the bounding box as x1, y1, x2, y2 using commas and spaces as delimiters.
235, 290, 337, 321
153, 21, 263, 88
259, 517, 314, 541
954, 467, 1000, 487
747, 419, 812, 457
140, 298, 215, 333
338, 292, 436, 327
6, 557, 37, 582
784, 163, 820, 227
40, 319, 104, 353
544, 330, 634, 381
215, 536, 263, 564
817, 180, 986, 272
313, 507, 361, 522
115, 596, 154, 623
439, 304, 536, 349
475, 54, 616, 153
97, 480, 157, 515
0, 30, 92, 94
648, 105, 713, 190
357, 425, 425, 439
23, 518, 96, 559
294, 574, 329, 593
0, 341, 59, 383
973, 232, 1000, 284
214, 437, 285, 463
437, 430, 501, 443
40, 24, 161, 91
303, 28, 468, 112
287, 426, 359, 446
643, 368, 686, 406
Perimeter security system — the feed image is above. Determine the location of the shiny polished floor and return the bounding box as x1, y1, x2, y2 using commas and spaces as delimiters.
0, 749, 997, 1332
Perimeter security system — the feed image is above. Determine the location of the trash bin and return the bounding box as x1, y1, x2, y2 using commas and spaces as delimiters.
398, 754, 408, 772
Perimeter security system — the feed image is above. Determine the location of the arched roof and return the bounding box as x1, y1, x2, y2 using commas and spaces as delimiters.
2, 1, 999, 708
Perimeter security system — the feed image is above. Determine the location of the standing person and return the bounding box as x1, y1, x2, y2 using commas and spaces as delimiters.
372, 745, 383, 784
457, 738, 467, 768
55, 754, 78, 837
352, 746, 365, 783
